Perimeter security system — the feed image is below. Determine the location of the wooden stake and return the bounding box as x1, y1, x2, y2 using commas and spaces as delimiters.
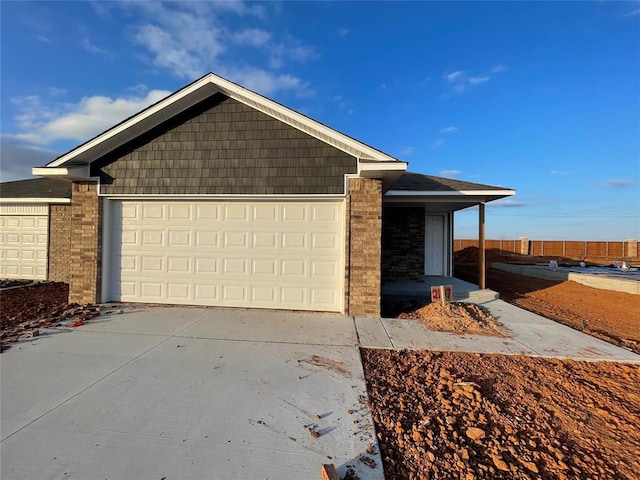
479, 202, 486, 290
440, 285, 446, 306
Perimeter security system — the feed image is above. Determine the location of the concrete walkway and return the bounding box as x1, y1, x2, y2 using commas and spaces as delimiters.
1, 307, 382, 480
358, 298, 640, 363
3, 300, 639, 480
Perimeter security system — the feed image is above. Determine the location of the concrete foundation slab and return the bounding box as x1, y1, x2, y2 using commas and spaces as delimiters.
493, 262, 640, 295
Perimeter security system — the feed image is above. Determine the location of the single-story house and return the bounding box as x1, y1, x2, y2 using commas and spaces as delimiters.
2, 72, 514, 316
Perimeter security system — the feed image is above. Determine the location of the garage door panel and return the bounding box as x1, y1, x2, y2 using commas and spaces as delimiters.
224, 204, 249, 221
251, 285, 276, 303
223, 231, 248, 247
0, 212, 48, 280
109, 200, 343, 311
142, 204, 164, 220
195, 257, 219, 273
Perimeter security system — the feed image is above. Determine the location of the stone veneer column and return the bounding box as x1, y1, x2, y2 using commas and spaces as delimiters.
48, 204, 72, 283
69, 182, 102, 304
346, 177, 382, 317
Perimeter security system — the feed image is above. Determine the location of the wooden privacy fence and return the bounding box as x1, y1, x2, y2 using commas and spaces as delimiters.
454, 239, 639, 259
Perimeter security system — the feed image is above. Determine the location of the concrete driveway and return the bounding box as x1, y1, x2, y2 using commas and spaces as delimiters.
1, 307, 383, 480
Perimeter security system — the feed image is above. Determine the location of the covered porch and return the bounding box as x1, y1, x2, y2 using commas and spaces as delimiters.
381, 172, 515, 302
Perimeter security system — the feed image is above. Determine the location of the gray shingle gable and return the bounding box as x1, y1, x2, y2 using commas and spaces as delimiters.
93, 94, 358, 195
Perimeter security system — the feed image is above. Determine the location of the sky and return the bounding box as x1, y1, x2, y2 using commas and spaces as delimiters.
1, 1, 639, 241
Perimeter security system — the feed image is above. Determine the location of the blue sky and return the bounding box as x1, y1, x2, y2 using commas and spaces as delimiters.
1, 1, 638, 241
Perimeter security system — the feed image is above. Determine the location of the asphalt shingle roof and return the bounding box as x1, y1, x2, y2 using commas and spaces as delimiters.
0, 178, 71, 199
390, 172, 510, 192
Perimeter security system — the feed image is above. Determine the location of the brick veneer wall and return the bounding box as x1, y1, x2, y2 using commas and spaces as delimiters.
69, 182, 102, 304
48, 204, 71, 283
382, 206, 425, 282
346, 178, 382, 317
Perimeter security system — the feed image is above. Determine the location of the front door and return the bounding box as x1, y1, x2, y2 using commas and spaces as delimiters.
425, 215, 445, 275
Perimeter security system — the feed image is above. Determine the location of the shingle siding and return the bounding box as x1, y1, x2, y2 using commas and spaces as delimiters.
93, 95, 357, 195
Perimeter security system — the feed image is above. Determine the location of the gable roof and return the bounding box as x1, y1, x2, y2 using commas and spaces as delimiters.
0, 178, 71, 202
44, 72, 400, 170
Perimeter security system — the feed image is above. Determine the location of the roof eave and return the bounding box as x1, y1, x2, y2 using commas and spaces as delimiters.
32, 166, 91, 181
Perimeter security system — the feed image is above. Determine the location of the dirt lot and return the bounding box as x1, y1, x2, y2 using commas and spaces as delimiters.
454, 248, 640, 354
0, 282, 100, 352
362, 349, 640, 480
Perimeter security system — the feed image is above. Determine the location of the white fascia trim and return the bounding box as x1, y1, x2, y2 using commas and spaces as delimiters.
49, 73, 398, 168
0, 198, 71, 204
358, 161, 408, 174
385, 189, 516, 196
100, 194, 346, 201
32, 166, 90, 179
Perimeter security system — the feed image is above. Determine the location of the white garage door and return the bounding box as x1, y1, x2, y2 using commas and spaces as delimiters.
108, 200, 344, 312
0, 204, 48, 280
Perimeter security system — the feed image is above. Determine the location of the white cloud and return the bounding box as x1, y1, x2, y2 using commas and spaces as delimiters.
440, 169, 461, 176
124, 2, 313, 96
431, 139, 445, 149
440, 126, 458, 133
79, 25, 109, 56
444, 65, 506, 94
400, 146, 415, 156
48, 87, 67, 97
550, 170, 570, 175
623, 7, 640, 17
605, 179, 633, 188
468, 76, 490, 85
336, 28, 350, 37
488, 199, 527, 208
7, 89, 171, 145
232, 28, 271, 47
445, 71, 465, 82
0, 141, 59, 182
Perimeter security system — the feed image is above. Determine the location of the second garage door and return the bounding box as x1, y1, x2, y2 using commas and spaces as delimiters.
107, 200, 344, 312
0, 204, 48, 280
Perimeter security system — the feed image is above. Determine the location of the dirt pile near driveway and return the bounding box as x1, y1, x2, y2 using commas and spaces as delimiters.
1, 282, 101, 352
455, 263, 640, 354
362, 349, 640, 480
397, 301, 507, 336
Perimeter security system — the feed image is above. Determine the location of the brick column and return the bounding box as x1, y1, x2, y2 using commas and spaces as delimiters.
69, 182, 102, 304
48, 204, 72, 283
345, 178, 382, 317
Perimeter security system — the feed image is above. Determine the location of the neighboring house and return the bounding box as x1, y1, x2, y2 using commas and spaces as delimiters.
0, 178, 71, 281
4, 72, 513, 316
